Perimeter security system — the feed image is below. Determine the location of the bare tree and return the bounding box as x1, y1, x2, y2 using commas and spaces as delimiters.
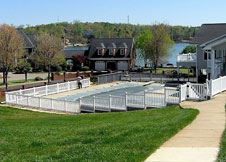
0, 24, 24, 89
33, 33, 64, 83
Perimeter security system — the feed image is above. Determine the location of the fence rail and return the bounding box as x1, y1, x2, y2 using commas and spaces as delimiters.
6, 78, 90, 113
8, 73, 224, 114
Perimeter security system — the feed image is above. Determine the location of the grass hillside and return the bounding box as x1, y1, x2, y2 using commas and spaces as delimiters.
0, 106, 198, 162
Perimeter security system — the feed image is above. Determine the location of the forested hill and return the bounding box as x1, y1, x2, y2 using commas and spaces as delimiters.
22, 22, 200, 44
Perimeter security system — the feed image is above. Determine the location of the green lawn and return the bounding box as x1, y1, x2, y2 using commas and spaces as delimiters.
156, 68, 193, 76
0, 79, 36, 86
0, 106, 198, 162
217, 105, 226, 162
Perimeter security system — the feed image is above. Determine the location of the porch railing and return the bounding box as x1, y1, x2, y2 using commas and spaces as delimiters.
177, 53, 196, 62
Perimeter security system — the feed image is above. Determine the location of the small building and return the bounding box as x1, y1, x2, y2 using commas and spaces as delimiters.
87, 38, 135, 71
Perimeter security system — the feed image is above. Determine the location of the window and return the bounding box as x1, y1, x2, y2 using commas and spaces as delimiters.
109, 49, 113, 55
120, 49, 125, 55
98, 49, 102, 55
204, 52, 207, 60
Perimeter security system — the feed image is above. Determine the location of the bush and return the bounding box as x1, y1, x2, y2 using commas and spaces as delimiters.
34, 76, 42, 81
80, 66, 89, 71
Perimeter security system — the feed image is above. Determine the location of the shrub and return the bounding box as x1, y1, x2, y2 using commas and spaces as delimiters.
34, 76, 42, 81
81, 66, 89, 71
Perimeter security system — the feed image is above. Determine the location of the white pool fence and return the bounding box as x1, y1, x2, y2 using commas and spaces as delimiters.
5, 75, 226, 114
6, 78, 90, 113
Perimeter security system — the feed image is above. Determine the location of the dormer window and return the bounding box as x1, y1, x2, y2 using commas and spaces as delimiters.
98, 49, 102, 55
120, 49, 125, 55
109, 49, 113, 55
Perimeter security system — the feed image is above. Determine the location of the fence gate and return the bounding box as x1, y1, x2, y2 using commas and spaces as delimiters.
187, 83, 207, 100
165, 88, 180, 104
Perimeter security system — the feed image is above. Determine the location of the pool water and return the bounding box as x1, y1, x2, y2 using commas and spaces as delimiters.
59, 83, 164, 101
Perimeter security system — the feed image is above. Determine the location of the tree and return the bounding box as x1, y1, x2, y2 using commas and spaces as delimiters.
33, 33, 64, 83
136, 30, 153, 67
180, 45, 196, 54
151, 23, 174, 72
0, 24, 24, 89
72, 55, 87, 70
16, 60, 32, 82
136, 24, 174, 72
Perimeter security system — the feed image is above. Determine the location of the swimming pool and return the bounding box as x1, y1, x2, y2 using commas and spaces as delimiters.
59, 83, 164, 101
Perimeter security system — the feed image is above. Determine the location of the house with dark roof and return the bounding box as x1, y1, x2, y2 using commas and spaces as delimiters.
17, 29, 36, 56
87, 38, 135, 71
18, 30, 136, 71
177, 23, 226, 82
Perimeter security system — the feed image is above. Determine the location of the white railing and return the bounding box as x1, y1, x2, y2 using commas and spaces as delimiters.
5, 78, 90, 113
145, 92, 166, 108
186, 82, 207, 100
180, 84, 187, 102
79, 89, 174, 112
210, 76, 226, 97
126, 93, 145, 109
165, 87, 180, 104
177, 53, 196, 62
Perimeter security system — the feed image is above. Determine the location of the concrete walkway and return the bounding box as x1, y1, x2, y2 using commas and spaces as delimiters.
145, 92, 226, 162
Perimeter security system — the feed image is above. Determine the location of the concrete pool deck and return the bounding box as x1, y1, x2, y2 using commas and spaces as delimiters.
145, 91, 226, 162
44, 81, 164, 100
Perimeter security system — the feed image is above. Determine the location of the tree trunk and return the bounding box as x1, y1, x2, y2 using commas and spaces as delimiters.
3, 71, 6, 84
48, 65, 51, 84
25, 72, 28, 82
5, 71, 8, 90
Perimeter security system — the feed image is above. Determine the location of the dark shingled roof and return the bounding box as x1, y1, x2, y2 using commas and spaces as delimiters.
192, 23, 226, 44
17, 29, 36, 48
88, 38, 134, 58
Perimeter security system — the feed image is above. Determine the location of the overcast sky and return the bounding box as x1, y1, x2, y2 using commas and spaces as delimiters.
1, 0, 226, 27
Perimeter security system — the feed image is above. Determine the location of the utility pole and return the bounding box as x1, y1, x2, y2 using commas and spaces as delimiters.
127, 15, 130, 24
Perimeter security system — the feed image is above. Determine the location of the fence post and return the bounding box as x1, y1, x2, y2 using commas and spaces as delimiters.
144, 90, 146, 109
16, 94, 18, 104
51, 98, 53, 109
64, 99, 67, 112
57, 83, 59, 93
186, 82, 190, 99
27, 96, 29, 106
93, 96, 96, 113
179, 85, 182, 103
220, 76, 222, 92
39, 97, 41, 108
45, 85, 48, 95
210, 79, 213, 98
33, 87, 35, 96
164, 88, 167, 106
68, 81, 70, 91
125, 92, 128, 110
109, 95, 111, 112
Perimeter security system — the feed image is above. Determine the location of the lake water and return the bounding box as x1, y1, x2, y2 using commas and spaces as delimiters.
136, 42, 190, 67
